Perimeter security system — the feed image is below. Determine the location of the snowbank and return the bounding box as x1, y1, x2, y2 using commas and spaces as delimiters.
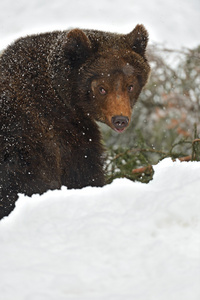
0, 158, 200, 300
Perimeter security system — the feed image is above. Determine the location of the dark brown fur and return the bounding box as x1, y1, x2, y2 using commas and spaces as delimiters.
0, 25, 150, 219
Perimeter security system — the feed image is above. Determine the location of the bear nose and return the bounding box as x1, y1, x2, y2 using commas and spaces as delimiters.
111, 115, 129, 130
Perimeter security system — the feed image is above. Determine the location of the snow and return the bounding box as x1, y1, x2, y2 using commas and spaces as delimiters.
0, 158, 200, 300
0, 0, 199, 50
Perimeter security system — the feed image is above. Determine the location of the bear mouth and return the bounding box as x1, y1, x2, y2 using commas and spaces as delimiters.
113, 127, 126, 133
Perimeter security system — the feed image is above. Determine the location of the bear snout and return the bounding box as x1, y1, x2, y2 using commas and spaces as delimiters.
111, 115, 129, 133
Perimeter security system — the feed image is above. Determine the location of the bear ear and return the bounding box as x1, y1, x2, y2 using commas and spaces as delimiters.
64, 29, 92, 65
125, 24, 149, 56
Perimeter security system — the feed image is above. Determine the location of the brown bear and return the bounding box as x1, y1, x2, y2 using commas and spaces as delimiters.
0, 25, 150, 219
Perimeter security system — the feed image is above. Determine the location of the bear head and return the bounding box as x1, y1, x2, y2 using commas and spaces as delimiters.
49, 25, 150, 133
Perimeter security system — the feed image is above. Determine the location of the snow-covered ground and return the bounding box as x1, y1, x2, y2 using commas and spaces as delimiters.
0, 159, 200, 300
0, 1, 200, 299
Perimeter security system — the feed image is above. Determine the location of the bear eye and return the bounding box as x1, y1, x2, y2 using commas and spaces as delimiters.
99, 87, 107, 95
128, 85, 134, 93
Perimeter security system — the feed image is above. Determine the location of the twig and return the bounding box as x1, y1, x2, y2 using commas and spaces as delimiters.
132, 165, 153, 174
172, 155, 192, 162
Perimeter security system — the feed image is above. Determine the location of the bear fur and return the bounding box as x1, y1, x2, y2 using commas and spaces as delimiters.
0, 25, 150, 219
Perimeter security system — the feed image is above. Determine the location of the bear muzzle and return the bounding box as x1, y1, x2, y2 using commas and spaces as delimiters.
111, 115, 129, 133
